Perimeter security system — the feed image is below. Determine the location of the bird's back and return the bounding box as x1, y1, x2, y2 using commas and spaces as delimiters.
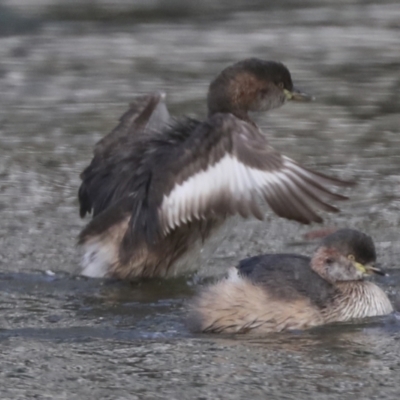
238, 253, 337, 309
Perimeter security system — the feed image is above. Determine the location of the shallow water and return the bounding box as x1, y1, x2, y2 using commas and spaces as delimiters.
1, 0, 400, 398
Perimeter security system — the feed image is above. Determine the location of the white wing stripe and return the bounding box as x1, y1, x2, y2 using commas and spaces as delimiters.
160, 154, 299, 231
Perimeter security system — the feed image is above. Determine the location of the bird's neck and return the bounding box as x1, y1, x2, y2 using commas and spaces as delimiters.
322, 281, 393, 323
208, 109, 255, 126
207, 80, 254, 123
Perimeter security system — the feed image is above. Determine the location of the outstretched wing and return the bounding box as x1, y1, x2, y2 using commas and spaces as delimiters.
78, 92, 170, 218
155, 113, 352, 237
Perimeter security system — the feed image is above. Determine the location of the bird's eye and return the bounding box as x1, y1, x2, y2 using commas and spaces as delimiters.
325, 258, 334, 265
347, 254, 355, 261
277, 82, 284, 89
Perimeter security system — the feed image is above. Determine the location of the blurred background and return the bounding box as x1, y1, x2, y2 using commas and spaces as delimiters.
1, 0, 400, 399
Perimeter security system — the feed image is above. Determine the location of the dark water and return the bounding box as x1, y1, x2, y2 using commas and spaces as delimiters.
1, 0, 400, 398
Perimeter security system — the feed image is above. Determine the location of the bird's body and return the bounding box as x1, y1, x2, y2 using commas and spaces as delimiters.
78, 59, 352, 280
189, 229, 393, 334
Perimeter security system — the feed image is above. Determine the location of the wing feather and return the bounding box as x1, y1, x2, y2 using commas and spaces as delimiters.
158, 114, 352, 231
94, 92, 169, 159
78, 92, 170, 218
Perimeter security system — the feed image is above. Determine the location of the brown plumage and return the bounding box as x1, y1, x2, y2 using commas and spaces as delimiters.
78, 58, 353, 280
189, 229, 393, 334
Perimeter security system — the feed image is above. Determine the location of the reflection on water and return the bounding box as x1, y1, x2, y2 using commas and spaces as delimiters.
1, 0, 400, 398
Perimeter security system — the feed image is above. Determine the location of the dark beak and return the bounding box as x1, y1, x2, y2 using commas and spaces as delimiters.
366, 264, 387, 276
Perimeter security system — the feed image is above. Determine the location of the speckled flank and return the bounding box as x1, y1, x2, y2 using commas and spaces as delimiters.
81, 216, 225, 280
80, 217, 130, 278
189, 275, 324, 334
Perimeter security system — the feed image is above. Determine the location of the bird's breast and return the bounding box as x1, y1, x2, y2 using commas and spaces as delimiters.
323, 281, 393, 323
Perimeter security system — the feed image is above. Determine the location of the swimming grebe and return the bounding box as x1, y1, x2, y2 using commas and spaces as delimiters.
78, 58, 352, 280
189, 229, 393, 334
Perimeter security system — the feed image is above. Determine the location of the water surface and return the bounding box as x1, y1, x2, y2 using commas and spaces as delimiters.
1, 0, 400, 398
